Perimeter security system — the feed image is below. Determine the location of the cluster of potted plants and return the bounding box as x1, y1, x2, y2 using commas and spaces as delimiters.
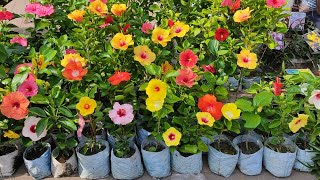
0, 0, 319, 179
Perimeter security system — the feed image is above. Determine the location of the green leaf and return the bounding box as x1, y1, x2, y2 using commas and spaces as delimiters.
29, 107, 47, 117
36, 21, 50, 30
145, 64, 161, 76
66, 138, 78, 148
299, 72, 315, 81
163, 70, 179, 79
198, 140, 208, 152
214, 86, 228, 100
138, 82, 148, 91
166, 93, 181, 104
50, 85, 61, 98
44, 49, 57, 61
58, 107, 73, 118
242, 112, 261, 129
225, 120, 232, 130
31, 95, 50, 104
185, 95, 195, 106
115, 95, 124, 100
268, 120, 281, 128
60, 119, 77, 131
36, 117, 49, 137
253, 92, 273, 107
0, 65, 6, 78
217, 50, 228, 55
235, 99, 254, 112
89, 86, 98, 98
0, 44, 8, 63
11, 71, 28, 91
208, 39, 219, 55
149, 4, 160, 11
179, 144, 198, 154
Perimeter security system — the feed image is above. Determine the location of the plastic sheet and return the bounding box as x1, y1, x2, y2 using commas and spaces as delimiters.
294, 147, 315, 172
76, 140, 110, 179
263, 137, 297, 177
208, 135, 239, 177
137, 128, 151, 146
111, 144, 144, 179
233, 134, 263, 175
51, 148, 77, 178
170, 172, 206, 180
141, 139, 170, 178
0, 144, 19, 177
23, 143, 51, 180
171, 150, 202, 174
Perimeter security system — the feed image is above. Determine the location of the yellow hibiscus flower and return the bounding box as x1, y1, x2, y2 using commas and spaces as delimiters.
146, 97, 164, 112
162, 127, 182, 147
221, 103, 241, 121
111, 4, 126, 16
61, 53, 87, 67
237, 49, 258, 69
152, 27, 171, 47
289, 114, 308, 133
68, 10, 86, 22
3, 130, 20, 139
233, 7, 253, 23
76, 97, 97, 116
88, 0, 108, 16
170, 21, 190, 38
146, 79, 167, 99
196, 112, 215, 127
133, 45, 156, 66
161, 61, 174, 74
111, 33, 134, 50
32, 55, 50, 70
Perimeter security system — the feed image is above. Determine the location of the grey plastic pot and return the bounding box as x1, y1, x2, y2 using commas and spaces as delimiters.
76, 140, 110, 179
23, 143, 51, 180
233, 134, 264, 176
51, 148, 77, 178
77, 128, 106, 143
294, 147, 316, 172
242, 77, 261, 89
111, 143, 144, 179
208, 135, 239, 178
141, 139, 170, 178
171, 150, 203, 174
263, 137, 297, 177
0, 144, 19, 177
107, 133, 135, 149
137, 128, 151, 146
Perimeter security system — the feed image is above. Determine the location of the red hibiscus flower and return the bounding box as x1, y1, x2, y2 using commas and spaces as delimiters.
62, 61, 88, 81
66, 49, 77, 54
273, 77, 283, 96
1, 91, 30, 120
120, 23, 130, 34
221, 0, 240, 12
179, 49, 198, 68
0, 11, 14, 21
108, 71, 131, 85
176, 69, 198, 88
168, 19, 175, 28
202, 64, 215, 74
100, 15, 113, 28
214, 28, 229, 41
198, 94, 223, 120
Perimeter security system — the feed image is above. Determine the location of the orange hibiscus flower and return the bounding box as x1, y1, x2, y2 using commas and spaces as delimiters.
198, 94, 223, 120
1, 91, 29, 120
62, 61, 88, 81
108, 71, 131, 85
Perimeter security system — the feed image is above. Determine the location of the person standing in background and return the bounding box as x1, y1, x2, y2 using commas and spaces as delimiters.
299, 0, 320, 28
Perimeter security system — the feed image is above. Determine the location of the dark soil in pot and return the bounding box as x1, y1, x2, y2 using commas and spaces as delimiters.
211, 140, 237, 155
56, 149, 73, 163
79, 143, 106, 156
25, 145, 48, 160
296, 138, 309, 150
143, 142, 165, 152
0, 145, 17, 156
267, 143, 293, 153
238, 142, 260, 154
179, 152, 195, 157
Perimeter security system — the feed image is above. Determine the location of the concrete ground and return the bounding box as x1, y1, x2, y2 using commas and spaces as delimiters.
3, 0, 316, 179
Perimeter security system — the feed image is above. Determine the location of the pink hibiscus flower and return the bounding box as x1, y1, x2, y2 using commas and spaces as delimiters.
108, 102, 134, 125
77, 115, 85, 138
266, 0, 286, 8
36, 4, 54, 17
176, 68, 198, 88
141, 22, 153, 34
10, 36, 28, 47
18, 80, 38, 97
25, 3, 42, 14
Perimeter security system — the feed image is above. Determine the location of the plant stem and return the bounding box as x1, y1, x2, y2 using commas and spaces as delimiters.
236, 68, 244, 98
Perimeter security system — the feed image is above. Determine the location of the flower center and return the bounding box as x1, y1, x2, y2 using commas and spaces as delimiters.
140, 52, 147, 59
154, 86, 160, 92
117, 109, 126, 117
84, 104, 90, 109
168, 133, 175, 141
30, 125, 36, 133
316, 93, 320, 99
26, 87, 32, 92
157, 35, 163, 41
201, 117, 209, 123
225, 111, 234, 119
243, 57, 250, 63
273, 0, 278, 4
12, 102, 20, 108
175, 28, 182, 33
119, 41, 126, 47
72, 70, 80, 77
295, 119, 301, 125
